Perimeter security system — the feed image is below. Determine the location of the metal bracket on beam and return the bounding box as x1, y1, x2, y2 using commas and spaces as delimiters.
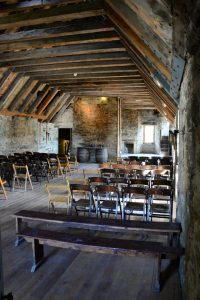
170, 54, 185, 101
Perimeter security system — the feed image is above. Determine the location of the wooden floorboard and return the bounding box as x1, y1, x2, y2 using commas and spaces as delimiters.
0, 163, 182, 299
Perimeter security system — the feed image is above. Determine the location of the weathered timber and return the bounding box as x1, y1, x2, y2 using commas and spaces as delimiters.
0, 1, 105, 29
0, 109, 46, 120
106, 0, 171, 66
13, 59, 135, 73
0, 73, 23, 109
0, 68, 14, 89
0, 42, 126, 62
24, 66, 139, 78
44, 92, 64, 116
0, 31, 120, 52
17, 82, 44, 112
8, 78, 34, 111
0, 16, 113, 42
0, 52, 131, 68
36, 88, 59, 115
26, 85, 51, 114
105, 1, 171, 81
51, 95, 75, 123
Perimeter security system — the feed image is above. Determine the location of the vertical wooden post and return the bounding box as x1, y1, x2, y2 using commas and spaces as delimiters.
117, 97, 122, 158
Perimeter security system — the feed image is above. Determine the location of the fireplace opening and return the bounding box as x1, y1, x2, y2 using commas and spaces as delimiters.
124, 142, 134, 153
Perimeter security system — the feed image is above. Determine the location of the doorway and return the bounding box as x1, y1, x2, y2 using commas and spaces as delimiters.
58, 128, 72, 155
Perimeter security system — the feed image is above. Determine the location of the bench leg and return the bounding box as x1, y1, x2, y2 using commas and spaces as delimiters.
154, 255, 161, 293
15, 218, 26, 246
31, 239, 44, 273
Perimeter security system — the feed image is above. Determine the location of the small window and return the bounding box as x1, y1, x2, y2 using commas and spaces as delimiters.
143, 125, 155, 143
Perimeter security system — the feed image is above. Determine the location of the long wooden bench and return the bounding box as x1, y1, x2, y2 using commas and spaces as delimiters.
14, 210, 184, 292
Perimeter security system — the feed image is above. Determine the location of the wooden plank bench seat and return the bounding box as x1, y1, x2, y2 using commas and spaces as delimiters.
14, 210, 184, 292
17, 227, 184, 293
14, 210, 182, 246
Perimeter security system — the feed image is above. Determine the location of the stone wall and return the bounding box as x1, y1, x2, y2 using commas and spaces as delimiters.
177, 52, 200, 299
72, 97, 118, 159
72, 98, 169, 159
0, 116, 58, 155
122, 109, 169, 154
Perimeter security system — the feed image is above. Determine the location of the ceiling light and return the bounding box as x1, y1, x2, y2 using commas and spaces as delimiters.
73, 73, 78, 77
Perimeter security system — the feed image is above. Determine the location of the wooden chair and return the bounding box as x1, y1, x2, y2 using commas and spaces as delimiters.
46, 184, 71, 213
151, 179, 172, 189
100, 168, 117, 178
122, 186, 148, 221
12, 164, 33, 191
70, 184, 93, 216
83, 169, 100, 179
129, 178, 150, 188
148, 188, 173, 222
0, 176, 7, 199
95, 185, 121, 219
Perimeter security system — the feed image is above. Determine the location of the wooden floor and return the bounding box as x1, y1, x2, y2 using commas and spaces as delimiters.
0, 164, 182, 300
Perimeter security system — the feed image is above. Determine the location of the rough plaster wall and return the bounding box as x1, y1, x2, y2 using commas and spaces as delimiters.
0, 116, 58, 155
72, 97, 118, 159
54, 105, 73, 128
177, 54, 200, 300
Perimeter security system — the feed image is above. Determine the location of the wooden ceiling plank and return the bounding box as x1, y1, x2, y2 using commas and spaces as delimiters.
124, 0, 172, 47
106, 0, 171, 65
105, 1, 171, 81
34, 72, 141, 80
0, 73, 23, 109
0, 31, 120, 52
0, 52, 131, 68
14, 59, 135, 73
17, 82, 44, 112
44, 92, 66, 117
0, 16, 113, 42
37, 88, 59, 115
0, 1, 105, 29
46, 93, 72, 122
8, 77, 35, 111
0, 42, 126, 62
26, 85, 51, 114
0, 68, 13, 89
51, 95, 76, 123
0, 1, 84, 12
23, 66, 139, 77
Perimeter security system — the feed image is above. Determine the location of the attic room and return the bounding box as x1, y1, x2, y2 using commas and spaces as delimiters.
0, 1, 199, 300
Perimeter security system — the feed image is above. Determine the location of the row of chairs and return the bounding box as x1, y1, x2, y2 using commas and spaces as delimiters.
46, 177, 173, 222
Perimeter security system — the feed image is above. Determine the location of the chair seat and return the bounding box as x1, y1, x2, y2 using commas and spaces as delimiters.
99, 200, 118, 210
125, 202, 145, 211
151, 203, 170, 213
51, 196, 69, 203
72, 199, 91, 207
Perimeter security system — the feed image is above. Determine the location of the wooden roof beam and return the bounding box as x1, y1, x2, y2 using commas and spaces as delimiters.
0, 1, 105, 29
8, 78, 36, 111
36, 88, 59, 115
0, 31, 120, 52
0, 42, 126, 62
0, 73, 23, 109
26, 85, 51, 114
0, 16, 113, 42
0, 109, 46, 120
0, 52, 131, 68
14, 59, 135, 73
105, 1, 171, 81
17, 82, 44, 112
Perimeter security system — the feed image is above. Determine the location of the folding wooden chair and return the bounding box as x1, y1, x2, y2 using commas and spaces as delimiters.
0, 176, 7, 199
12, 164, 33, 191
46, 184, 71, 213
70, 184, 94, 216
